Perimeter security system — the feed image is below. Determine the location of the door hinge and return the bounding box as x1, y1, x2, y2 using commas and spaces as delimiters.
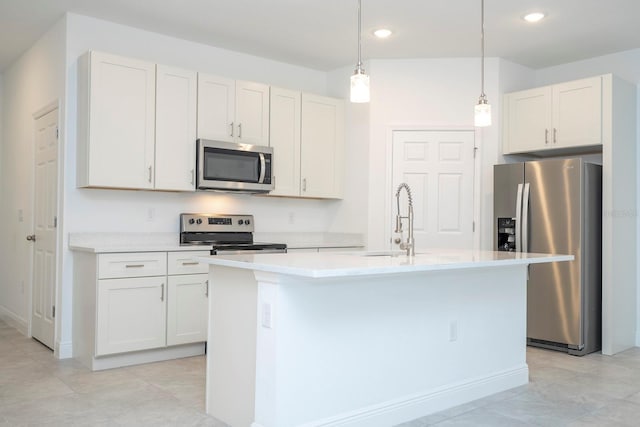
473, 147, 478, 158
472, 221, 476, 232
52, 305, 55, 318
56, 127, 59, 139
53, 216, 57, 228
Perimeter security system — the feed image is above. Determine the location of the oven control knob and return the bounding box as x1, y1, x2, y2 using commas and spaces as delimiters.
245, 219, 251, 225
238, 219, 244, 225
188, 218, 195, 225
196, 218, 202, 225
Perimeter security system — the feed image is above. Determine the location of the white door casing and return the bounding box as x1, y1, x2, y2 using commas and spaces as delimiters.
391, 130, 476, 251
31, 108, 58, 350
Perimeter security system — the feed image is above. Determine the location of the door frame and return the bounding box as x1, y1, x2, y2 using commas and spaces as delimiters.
30, 100, 63, 356
384, 125, 482, 251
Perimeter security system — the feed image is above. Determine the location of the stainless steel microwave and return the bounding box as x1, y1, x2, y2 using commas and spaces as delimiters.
196, 139, 274, 193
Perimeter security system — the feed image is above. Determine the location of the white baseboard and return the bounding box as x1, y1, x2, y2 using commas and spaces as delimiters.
87, 342, 206, 371
297, 365, 529, 427
0, 306, 28, 336
56, 340, 73, 359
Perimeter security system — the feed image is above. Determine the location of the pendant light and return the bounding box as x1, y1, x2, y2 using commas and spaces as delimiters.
474, 0, 491, 127
350, 0, 370, 103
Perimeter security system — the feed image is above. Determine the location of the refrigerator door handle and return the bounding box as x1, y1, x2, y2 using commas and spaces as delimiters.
515, 183, 524, 252
522, 183, 531, 252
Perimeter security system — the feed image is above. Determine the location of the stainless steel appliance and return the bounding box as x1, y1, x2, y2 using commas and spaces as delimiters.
196, 139, 274, 193
494, 158, 602, 356
180, 213, 286, 254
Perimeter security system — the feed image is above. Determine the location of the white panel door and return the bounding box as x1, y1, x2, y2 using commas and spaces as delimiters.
235, 80, 270, 145
88, 51, 156, 189
31, 108, 58, 350
269, 87, 301, 196
166, 274, 208, 346
96, 277, 167, 355
155, 65, 197, 191
392, 130, 475, 250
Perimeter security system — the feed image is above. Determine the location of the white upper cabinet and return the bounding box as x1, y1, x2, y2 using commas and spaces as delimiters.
77, 51, 156, 189
503, 76, 603, 155
196, 74, 235, 142
155, 65, 197, 191
197, 73, 270, 146
300, 93, 345, 199
268, 90, 345, 199
77, 51, 197, 191
269, 87, 301, 196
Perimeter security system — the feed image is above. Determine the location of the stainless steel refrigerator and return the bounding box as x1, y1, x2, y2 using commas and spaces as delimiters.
494, 158, 602, 356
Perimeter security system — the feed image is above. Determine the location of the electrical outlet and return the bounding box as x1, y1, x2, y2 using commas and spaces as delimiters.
288, 212, 295, 224
147, 207, 155, 221
449, 320, 458, 342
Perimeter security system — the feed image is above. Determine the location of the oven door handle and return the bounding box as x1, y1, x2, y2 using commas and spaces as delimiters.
213, 248, 286, 255
258, 153, 266, 184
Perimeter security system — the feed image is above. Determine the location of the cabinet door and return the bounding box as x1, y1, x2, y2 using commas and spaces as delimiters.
269, 87, 301, 196
84, 51, 156, 189
300, 93, 345, 198
553, 76, 602, 149
96, 277, 167, 355
155, 65, 197, 191
503, 86, 552, 154
197, 73, 235, 142
167, 274, 208, 346
235, 80, 270, 145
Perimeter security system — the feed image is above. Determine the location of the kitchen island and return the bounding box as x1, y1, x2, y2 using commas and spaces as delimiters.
196, 249, 572, 427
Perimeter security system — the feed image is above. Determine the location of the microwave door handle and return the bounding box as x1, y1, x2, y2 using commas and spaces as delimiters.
515, 183, 523, 253
258, 153, 266, 183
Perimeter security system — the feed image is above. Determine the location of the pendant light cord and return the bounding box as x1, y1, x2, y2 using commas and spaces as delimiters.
357, 0, 363, 70
480, 0, 486, 98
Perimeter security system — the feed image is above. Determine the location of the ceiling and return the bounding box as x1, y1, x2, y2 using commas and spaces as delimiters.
1, 0, 639, 72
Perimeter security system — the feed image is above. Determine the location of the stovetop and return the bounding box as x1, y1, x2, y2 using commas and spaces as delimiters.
179, 213, 286, 251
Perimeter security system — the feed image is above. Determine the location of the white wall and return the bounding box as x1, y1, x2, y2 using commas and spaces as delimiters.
0, 19, 66, 334
362, 57, 502, 251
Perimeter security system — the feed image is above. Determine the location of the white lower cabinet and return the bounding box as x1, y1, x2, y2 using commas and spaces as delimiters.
73, 250, 209, 370
96, 276, 167, 356
167, 274, 208, 346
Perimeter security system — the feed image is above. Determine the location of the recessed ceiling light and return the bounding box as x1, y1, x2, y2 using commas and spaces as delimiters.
373, 28, 392, 39
523, 12, 545, 23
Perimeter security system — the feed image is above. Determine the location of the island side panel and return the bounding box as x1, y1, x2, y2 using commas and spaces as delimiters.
206, 265, 259, 427
253, 265, 529, 427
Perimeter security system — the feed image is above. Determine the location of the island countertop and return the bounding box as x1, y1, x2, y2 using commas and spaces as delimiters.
195, 249, 573, 278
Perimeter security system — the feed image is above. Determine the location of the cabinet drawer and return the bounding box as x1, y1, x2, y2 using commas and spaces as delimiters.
167, 251, 210, 275
98, 252, 167, 279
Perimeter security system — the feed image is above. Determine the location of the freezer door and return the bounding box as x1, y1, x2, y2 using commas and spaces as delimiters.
525, 158, 583, 348
493, 163, 524, 250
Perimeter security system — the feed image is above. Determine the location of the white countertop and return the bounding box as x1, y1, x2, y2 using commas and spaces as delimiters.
196, 249, 573, 278
68, 233, 212, 253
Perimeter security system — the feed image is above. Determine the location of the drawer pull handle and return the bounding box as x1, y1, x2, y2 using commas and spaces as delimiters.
181, 262, 199, 266
125, 264, 145, 268
205, 280, 209, 297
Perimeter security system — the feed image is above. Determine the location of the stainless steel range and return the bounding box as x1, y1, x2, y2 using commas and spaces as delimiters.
179, 213, 286, 254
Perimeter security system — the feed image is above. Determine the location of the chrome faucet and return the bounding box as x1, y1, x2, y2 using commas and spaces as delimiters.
395, 183, 415, 256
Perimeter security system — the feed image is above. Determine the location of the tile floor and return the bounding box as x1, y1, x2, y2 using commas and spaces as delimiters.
1, 318, 639, 426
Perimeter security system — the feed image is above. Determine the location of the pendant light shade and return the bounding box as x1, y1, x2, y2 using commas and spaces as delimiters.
475, 0, 491, 127
350, 0, 370, 103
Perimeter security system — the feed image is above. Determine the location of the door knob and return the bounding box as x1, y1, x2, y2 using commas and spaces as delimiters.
26, 235, 36, 242
394, 238, 402, 244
